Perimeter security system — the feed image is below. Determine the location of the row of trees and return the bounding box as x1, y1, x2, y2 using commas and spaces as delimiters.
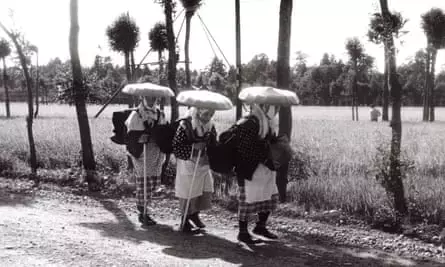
3, 48, 445, 110
2, 7, 444, 120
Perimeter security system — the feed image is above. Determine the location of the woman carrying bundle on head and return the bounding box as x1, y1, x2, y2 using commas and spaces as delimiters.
125, 96, 166, 226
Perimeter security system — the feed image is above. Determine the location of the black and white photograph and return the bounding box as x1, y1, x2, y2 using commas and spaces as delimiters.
1, 0, 445, 266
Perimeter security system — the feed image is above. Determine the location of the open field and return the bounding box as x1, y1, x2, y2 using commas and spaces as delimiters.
1, 103, 445, 224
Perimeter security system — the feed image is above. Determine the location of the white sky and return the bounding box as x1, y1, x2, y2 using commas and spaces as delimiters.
1, 0, 444, 73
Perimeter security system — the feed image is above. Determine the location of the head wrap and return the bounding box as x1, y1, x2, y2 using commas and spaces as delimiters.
187, 107, 215, 137
250, 104, 278, 138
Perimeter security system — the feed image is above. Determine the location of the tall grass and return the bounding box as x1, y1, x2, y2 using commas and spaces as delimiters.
1, 103, 445, 224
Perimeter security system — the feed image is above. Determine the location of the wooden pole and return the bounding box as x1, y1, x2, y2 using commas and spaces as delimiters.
93, 83, 126, 118
235, 0, 242, 120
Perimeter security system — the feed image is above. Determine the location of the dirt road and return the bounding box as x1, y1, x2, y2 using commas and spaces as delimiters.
0, 178, 443, 267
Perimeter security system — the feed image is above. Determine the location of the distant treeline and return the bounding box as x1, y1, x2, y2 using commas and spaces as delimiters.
1, 52, 445, 106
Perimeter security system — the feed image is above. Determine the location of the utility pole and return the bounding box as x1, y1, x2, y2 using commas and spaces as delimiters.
235, 0, 242, 120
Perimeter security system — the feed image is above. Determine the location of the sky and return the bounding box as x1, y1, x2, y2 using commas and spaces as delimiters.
1, 0, 444, 73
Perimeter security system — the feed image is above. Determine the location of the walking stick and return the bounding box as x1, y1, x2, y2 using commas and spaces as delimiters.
143, 142, 148, 225
181, 147, 202, 230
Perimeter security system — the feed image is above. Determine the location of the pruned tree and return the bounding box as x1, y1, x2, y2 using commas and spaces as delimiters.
106, 12, 140, 107
154, 0, 179, 185
378, 0, 407, 219
156, 0, 179, 121
27, 44, 40, 118
345, 37, 364, 121
421, 8, 445, 122
148, 22, 168, 83
368, 11, 406, 121
0, 22, 37, 175
179, 0, 203, 89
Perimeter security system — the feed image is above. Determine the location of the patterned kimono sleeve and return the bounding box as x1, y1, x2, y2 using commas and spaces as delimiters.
172, 124, 192, 160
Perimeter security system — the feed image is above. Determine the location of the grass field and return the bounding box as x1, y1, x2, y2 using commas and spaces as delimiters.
1, 102, 445, 225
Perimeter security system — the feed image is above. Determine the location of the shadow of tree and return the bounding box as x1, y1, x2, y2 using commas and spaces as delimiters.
277, 227, 444, 266
96, 198, 136, 230
0, 115, 22, 120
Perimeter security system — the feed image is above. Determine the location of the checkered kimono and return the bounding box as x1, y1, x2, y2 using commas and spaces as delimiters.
126, 108, 166, 208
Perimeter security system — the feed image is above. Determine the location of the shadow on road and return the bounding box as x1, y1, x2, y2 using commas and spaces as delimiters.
78, 201, 437, 267
1, 178, 442, 266
0, 186, 35, 207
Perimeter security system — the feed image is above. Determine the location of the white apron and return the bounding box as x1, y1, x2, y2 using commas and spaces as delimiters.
244, 163, 278, 203
175, 157, 214, 199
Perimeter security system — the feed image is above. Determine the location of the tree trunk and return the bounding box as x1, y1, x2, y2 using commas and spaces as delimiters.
69, 0, 99, 191
355, 96, 359, 121
158, 51, 164, 77
429, 48, 437, 122
159, 50, 166, 111
160, 0, 179, 185
235, 0, 242, 120
354, 61, 359, 121
184, 11, 193, 89
130, 50, 136, 77
276, 0, 293, 203
34, 52, 39, 118
164, 0, 178, 122
382, 45, 389, 121
423, 47, 431, 121
124, 51, 131, 82
124, 51, 133, 108
2, 57, 10, 118
380, 0, 407, 217
351, 88, 355, 121
130, 50, 137, 106
0, 22, 37, 175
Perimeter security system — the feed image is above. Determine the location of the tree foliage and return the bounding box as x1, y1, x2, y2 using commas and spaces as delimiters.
149, 22, 168, 53
106, 14, 140, 55
368, 11, 407, 45
0, 38, 11, 59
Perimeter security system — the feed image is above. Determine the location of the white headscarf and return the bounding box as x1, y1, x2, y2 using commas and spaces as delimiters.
250, 104, 278, 139
187, 107, 215, 137
125, 98, 164, 132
